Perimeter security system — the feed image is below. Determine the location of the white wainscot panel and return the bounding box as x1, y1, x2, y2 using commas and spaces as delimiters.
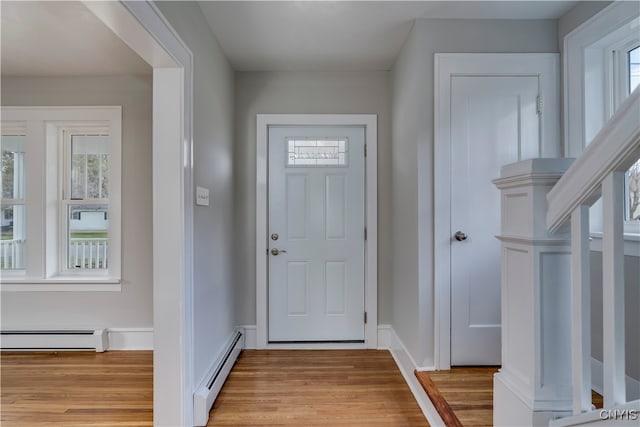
505, 246, 534, 387
540, 251, 572, 397
503, 191, 530, 236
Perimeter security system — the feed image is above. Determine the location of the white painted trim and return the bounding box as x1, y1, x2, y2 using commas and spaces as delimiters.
239, 325, 257, 349
386, 327, 444, 427
563, 1, 640, 158
85, 2, 195, 426
1, 282, 121, 292
590, 358, 640, 401
255, 114, 378, 350
434, 53, 560, 370
547, 89, 640, 232
107, 328, 153, 350
590, 233, 640, 256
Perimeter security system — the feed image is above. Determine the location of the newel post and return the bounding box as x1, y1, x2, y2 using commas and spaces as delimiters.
492, 158, 575, 426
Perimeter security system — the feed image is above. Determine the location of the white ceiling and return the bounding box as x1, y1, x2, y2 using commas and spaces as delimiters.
1, 1, 151, 77
1, 1, 578, 76
198, 1, 578, 71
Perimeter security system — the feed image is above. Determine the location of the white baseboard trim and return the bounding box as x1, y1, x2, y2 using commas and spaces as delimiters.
239, 325, 256, 349
382, 325, 445, 427
591, 357, 640, 400
107, 328, 153, 350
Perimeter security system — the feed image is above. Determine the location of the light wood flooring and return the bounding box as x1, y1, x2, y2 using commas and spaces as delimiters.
207, 349, 429, 426
416, 367, 605, 427
1, 349, 427, 427
416, 367, 497, 427
1, 351, 153, 427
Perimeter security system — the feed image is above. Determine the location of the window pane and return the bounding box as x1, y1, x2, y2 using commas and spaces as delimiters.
71, 135, 109, 199
287, 138, 348, 167
1, 204, 25, 270
1, 134, 25, 200
68, 204, 108, 269
629, 45, 640, 94
629, 158, 640, 221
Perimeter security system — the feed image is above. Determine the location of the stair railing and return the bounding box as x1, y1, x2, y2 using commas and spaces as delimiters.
547, 87, 640, 421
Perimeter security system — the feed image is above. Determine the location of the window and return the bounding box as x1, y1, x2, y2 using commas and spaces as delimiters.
0, 107, 121, 283
626, 45, 640, 221
1, 126, 26, 270
286, 138, 348, 167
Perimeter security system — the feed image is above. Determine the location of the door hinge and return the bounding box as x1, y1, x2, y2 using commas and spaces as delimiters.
364, 227, 367, 240
536, 95, 543, 115
364, 312, 368, 324
364, 144, 367, 157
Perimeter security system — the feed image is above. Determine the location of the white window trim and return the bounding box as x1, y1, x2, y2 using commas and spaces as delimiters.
0, 106, 122, 289
564, 2, 640, 247
564, 1, 640, 157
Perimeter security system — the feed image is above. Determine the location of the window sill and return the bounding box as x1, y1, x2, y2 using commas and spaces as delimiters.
590, 232, 640, 256
0, 278, 121, 292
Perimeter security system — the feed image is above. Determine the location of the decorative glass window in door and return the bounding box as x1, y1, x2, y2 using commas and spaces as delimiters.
287, 138, 348, 167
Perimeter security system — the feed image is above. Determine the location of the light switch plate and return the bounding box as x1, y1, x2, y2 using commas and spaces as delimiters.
196, 186, 210, 206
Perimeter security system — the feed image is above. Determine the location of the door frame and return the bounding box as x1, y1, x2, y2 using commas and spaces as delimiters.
256, 114, 378, 349
433, 53, 560, 370
84, 2, 194, 424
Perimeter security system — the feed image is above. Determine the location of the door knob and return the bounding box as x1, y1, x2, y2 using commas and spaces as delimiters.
454, 231, 468, 241
271, 248, 287, 256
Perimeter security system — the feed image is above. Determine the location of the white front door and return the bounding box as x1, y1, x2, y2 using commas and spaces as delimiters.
450, 75, 540, 365
268, 126, 365, 342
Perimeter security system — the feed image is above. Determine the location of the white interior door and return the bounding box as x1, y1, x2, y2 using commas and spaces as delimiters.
268, 126, 365, 342
450, 75, 539, 365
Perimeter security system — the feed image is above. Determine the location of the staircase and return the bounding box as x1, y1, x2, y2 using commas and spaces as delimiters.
494, 88, 640, 426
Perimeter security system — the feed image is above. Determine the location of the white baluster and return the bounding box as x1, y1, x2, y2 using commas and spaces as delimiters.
602, 171, 626, 407
571, 205, 592, 414
102, 240, 108, 268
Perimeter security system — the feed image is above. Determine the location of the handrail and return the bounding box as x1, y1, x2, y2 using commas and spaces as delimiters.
547, 88, 640, 233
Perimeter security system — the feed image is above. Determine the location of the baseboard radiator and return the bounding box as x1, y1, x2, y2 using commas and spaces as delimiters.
0, 329, 109, 352
194, 328, 244, 426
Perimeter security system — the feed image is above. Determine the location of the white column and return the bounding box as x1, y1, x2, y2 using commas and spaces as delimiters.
493, 158, 574, 426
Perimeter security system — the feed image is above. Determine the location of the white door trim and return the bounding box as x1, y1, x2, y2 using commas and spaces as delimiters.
433, 53, 560, 370
256, 114, 377, 349
84, 2, 195, 425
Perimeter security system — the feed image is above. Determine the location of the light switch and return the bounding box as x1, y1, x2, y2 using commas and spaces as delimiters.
196, 186, 210, 206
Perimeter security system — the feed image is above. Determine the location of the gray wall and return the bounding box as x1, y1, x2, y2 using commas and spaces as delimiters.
1, 75, 153, 331
234, 70, 392, 325
156, 2, 237, 386
391, 19, 558, 366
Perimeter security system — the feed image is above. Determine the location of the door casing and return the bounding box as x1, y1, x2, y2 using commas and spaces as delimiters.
256, 114, 378, 349
434, 53, 560, 370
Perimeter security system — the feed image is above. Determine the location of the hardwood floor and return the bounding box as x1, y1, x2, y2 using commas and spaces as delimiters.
1, 349, 427, 427
207, 350, 429, 426
415, 368, 605, 427
415, 367, 497, 427
1, 351, 153, 427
